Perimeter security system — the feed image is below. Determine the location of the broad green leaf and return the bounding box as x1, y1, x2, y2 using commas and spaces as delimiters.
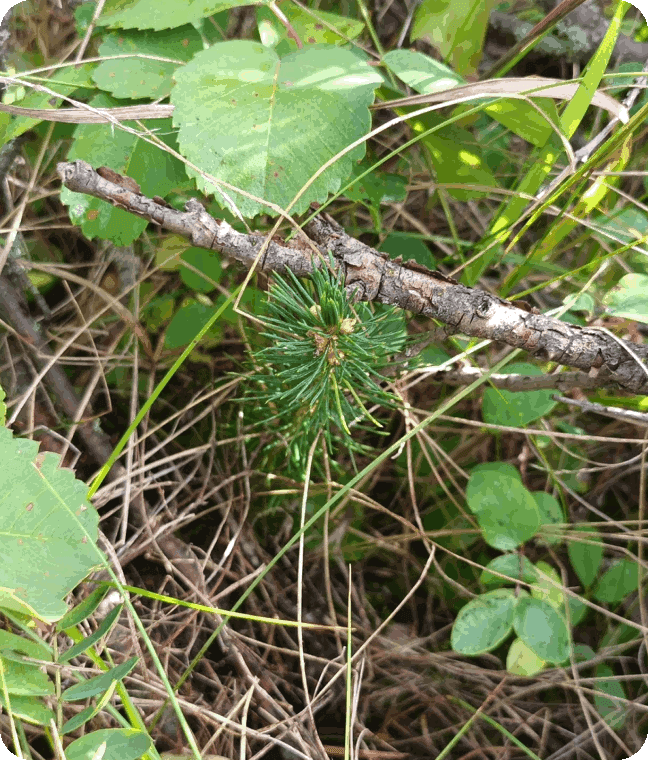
98, 0, 242, 30
592, 558, 638, 604
451, 588, 516, 655
594, 206, 648, 248
466, 463, 540, 550
468, 461, 521, 482
382, 49, 463, 93
568, 526, 603, 588
0, 64, 96, 145
532, 491, 564, 545
64, 728, 152, 760
378, 233, 436, 270
411, 0, 497, 76
483, 97, 560, 147
344, 162, 408, 207
513, 596, 570, 665
0, 657, 54, 696
506, 637, 545, 676
0, 693, 54, 726
603, 274, 648, 324
59, 605, 123, 664
0, 383, 5, 425
562, 292, 596, 318
57, 585, 112, 632
256, 4, 364, 54
593, 664, 626, 730
180, 248, 224, 292
531, 561, 564, 611
480, 554, 537, 587
60, 93, 187, 245
482, 362, 556, 427
0, 427, 101, 623
164, 301, 223, 349
63, 656, 138, 701
382, 48, 558, 146
94, 26, 203, 99
567, 594, 588, 627
420, 129, 498, 200
172, 42, 383, 217
0, 629, 51, 662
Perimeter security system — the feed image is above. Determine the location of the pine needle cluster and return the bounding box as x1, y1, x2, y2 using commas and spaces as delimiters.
244, 256, 406, 470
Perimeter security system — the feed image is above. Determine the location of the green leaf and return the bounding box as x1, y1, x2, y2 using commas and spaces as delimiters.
94, 26, 203, 99
344, 162, 408, 207
60, 93, 187, 245
466, 463, 540, 550
164, 301, 223, 349
62, 677, 121, 734
0, 383, 6, 426
567, 594, 588, 627
180, 248, 223, 293
419, 129, 498, 200
572, 644, 596, 663
506, 637, 546, 676
0, 427, 101, 623
568, 526, 603, 588
59, 605, 123, 664
593, 664, 626, 730
480, 554, 538, 587
482, 363, 557, 427
0, 64, 96, 145
532, 491, 564, 545
598, 206, 648, 246
63, 656, 138, 701
382, 49, 463, 93
451, 589, 516, 655
172, 42, 383, 217
592, 559, 638, 604
256, 4, 364, 53
57, 585, 112, 632
513, 596, 570, 664
62, 704, 102, 736
559, 1, 628, 140
531, 561, 564, 611
64, 728, 152, 760
467, 1, 630, 288
378, 233, 436, 270
382, 48, 557, 147
0, 629, 51, 662
0, 693, 54, 726
603, 274, 648, 324
97, 0, 241, 30
0, 656, 54, 696
411, 0, 497, 76
483, 97, 560, 148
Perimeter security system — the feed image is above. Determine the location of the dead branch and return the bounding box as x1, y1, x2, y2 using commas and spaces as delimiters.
57, 159, 648, 395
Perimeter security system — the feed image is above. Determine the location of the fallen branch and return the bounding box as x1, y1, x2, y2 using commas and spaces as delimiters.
57, 159, 648, 395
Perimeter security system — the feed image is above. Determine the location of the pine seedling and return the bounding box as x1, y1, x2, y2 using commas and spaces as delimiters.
244, 256, 406, 470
